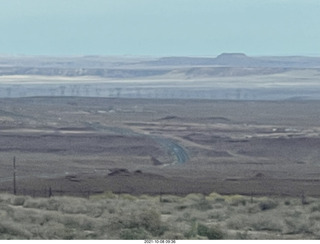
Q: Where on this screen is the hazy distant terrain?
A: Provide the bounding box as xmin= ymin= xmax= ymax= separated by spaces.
xmin=1 ymin=53 xmax=320 ymax=196
xmin=1 ymin=54 xmax=320 ymax=240
xmin=1 ymin=53 xmax=320 ymax=100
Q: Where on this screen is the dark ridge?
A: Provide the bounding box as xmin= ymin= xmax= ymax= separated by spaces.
xmin=108 ymin=168 xmax=131 ymax=176
xmin=205 ymin=116 xmax=231 ymax=122
xmin=158 ymin=115 xmax=180 ymax=121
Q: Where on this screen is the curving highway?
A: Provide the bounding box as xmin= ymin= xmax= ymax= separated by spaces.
xmin=151 ymin=136 xmax=189 ymax=164
xmin=89 ymin=123 xmax=189 ymax=164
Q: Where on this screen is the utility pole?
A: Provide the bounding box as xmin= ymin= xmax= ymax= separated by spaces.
xmin=13 ymin=156 xmax=16 ymax=195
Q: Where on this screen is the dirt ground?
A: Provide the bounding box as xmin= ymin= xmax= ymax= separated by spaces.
xmin=1 ymin=97 xmax=320 ymax=197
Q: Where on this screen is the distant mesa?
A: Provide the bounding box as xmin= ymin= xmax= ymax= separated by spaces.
xmin=216 ymin=53 xmax=248 ymax=60
xmin=215 ymin=53 xmax=253 ymax=65
xmin=148 ymin=53 xmax=253 ymax=66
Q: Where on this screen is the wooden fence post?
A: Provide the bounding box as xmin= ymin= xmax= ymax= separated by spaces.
xmin=13 ymin=156 xmax=17 ymax=195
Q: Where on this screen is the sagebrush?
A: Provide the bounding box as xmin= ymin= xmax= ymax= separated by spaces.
xmin=0 ymin=192 xmax=319 ymax=239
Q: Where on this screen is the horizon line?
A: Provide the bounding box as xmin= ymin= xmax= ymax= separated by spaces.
xmin=1 ymin=52 xmax=320 ymax=58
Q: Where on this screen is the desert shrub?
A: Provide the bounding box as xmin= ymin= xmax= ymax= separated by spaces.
xmin=45 ymin=198 xmax=61 ymax=211
xmin=203 ymin=226 xmax=224 ymax=240
xmin=119 ymin=194 xmax=137 ymax=201
xmin=160 ymin=194 xmax=181 ymax=203
xmin=184 ymin=221 xmax=224 ymax=240
xmin=227 ymin=215 xmax=249 ymax=230
xmin=85 ymin=204 xmax=104 ymax=218
xmin=284 ymin=200 xmax=291 ymax=206
xmin=91 ymin=191 xmax=117 ymax=200
xmin=197 ymin=223 xmax=224 ymax=240
xmin=138 ymin=194 xmax=155 ymax=200
xmin=136 ymin=209 xmax=166 ymax=236
xmin=167 ymin=220 xmax=191 ymax=235
xmin=55 ymin=228 xmax=78 ymax=240
xmin=59 ymin=204 xmax=87 ymax=214
xmin=0 ymin=209 xmax=7 ymax=219
xmin=309 ymin=220 xmax=320 ymax=238
xmin=195 ymin=223 xmax=207 ymax=236
xmin=119 ymin=228 xmax=151 ymax=240
xmin=10 ymin=208 xmax=52 ymax=226
xmin=184 ymin=193 xmax=205 ymax=202
xmin=227 ymin=213 xmax=283 ymax=232
xmin=0 ymin=221 xmax=32 ymax=239
xmin=175 ymin=205 xmax=189 ymax=211
xmin=214 ymin=197 xmax=225 ymax=203
xmin=58 ymin=214 xmax=102 ymax=233
xmin=248 ymin=215 xmax=284 ymax=232
xmin=235 ymin=231 xmax=249 ymax=239
xmin=310 ymin=203 xmax=320 ymax=212
xmin=227 ymin=195 xmax=247 ymax=206
xmin=161 ymin=210 xmax=172 ymax=215
xmin=184 ymin=220 xmax=198 ymax=239
xmin=258 ymin=199 xmax=278 ymax=211
xmin=2 ymin=192 xmax=320 ymax=239
xmin=212 ymin=203 xmax=225 ymax=209
xmin=39 ymin=212 xmax=60 ymax=225
xmin=96 ymin=198 xmax=118 ymax=215
xmin=0 ymin=194 xmax=12 ymax=203
xmin=174 ymin=212 xmax=192 ymax=222
xmin=207 ymin=209 xmax=228 ymax=221
xmin=23 ymin=198 xmax=48 ymax=210
xmin=207 ymin=193 xmax=226 ymax=204
xmin=284 ymin=209 xmax=303 ymax=218
xmin=40 ymin=221 xmax=67 ymax=239
xmin=106 ymin=206 xmax=116 ymax=214
xmin=60 ymin=215 xmax=82 ymax=229
xmin=192 ymin=199 xmax=213 ymax=211
xmin=10 ymin=196 xmax=25 ymax=206
xmin=75 ymin=216 xmax=96 ymax=230
xmin=246 ymin=204 xmax=261 ymax=214
xmin=58 ymin=199 xmax=88 ymax=214
xmin=284 ymin=216 xmax=312 ymax=234
xmin=109 ymin=207 xmax=166 ymax=237
xmin=309 ymin=212 xmax=320 ymax=221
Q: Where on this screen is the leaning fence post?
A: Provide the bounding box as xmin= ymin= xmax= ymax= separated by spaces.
xmin=13 ymin=156 xmax=17 ymax=195
xmin=49 ymin=187 xmax=53 ymax=198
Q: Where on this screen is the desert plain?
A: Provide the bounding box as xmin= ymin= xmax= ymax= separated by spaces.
xmin=0 ymin=97 xmax=320 ymax=198
xmin=1 ymin=54 xmax=320 ymax=198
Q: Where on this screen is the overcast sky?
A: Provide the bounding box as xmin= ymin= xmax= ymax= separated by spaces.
xmin=0 ymin=0 xmax=319 ymax=56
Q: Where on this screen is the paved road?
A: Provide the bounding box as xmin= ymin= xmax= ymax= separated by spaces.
xmin=86 ymin=122 xmax=190 ymax=164
xmin=152 ymin=136 xmax=189 ymax=164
